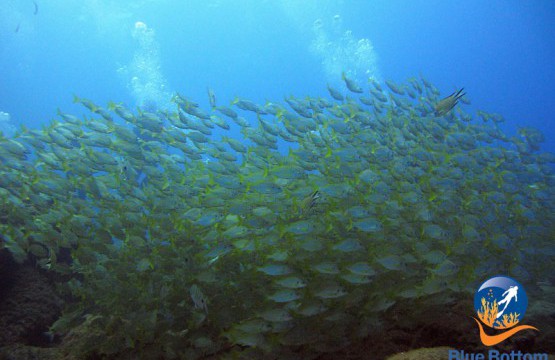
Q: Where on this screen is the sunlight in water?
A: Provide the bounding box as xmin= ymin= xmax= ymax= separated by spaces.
xmin=0 ymin=111 xmax=16 ymax=137
xmin=310 ymin=14 xmax=380 ymax=86
xmin=117 ymin=21 xmax=171 ymax=111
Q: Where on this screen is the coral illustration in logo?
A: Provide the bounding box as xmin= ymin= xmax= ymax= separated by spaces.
xmin=473 ymin=276 xmax=539 ymax=346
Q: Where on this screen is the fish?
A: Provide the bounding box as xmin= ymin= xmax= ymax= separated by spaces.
xmin=376 ymin=255 xmax=404 ymax=271
xmin=332 ymin=239 xmax=363 ymax=252
xmin=431 ymin=259 xmax=459 ymax=277
xmin=189 ymin=284 xmax=208 ymax=313
xmin=271 ymin=165 xmax=306 ymax=180
xmin=327 ymin=84 xmax=344 ymax=101
xmin=260 ymin=308 xmax=292 ymax=322
xmin=295 ymin=301 xmax=327 ymax=316
xmin=0 ymin=74 xmax=552 ymax=359
xmin=282 ymin=219 xmax=316 ymax=235
xmin=209 ymin=115 xmax=229 ymax=130
xmin=341 ymin=72 xmax=363 ymax=93
xmin=385 ymin=80 xmax=405 ymax=95
xmin=314 ymin=283 xmax=347 ymax=299
xmin=298 ymin=190 xmax=320 ymax=215
xmin=215 ymin=105 xmax=238 ymax=119
xmin=207 ymin=87 xmax=216 ymax=108
xmin=257 ymin=264 xmax=292 ymax=276
xmin=233 ymin=97 xmax=266 ymax=114
xmin=222 ymin=136 xmax=247 ymax=153
xmin=341 ymin=273 xmax=371 ymax=284
xmin=434 ymin=88 xmax=466 ymax=116
xmin=313 ymin=262 xmax=340 ymax=274
xmin=369 ymin=89 xmax=388 ymax=103
xmin=268 ymin=289 xmax=300 ymax=303
xmin=346 ymin=262 xmax=376 ymax=276
xmin=352 ymin=217 xmax=382 ymax=232
xmin=274 ymin=276 xmax=307 ymax=289
xmin=284 ymin=97 xmax=312 ymax=118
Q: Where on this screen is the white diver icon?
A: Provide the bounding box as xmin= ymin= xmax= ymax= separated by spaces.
xmin=496 ymin=285 xmax=518 ymax=319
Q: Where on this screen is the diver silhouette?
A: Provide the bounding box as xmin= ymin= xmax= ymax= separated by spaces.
xmin=496 ymin=285 xmax=518 ymax=318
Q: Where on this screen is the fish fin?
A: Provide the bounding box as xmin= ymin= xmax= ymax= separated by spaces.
xmin=107 ymin=101 xmax=117 ymax=111
xmin=61 ymin=161 xmax=72 ymax=173
xmin=275 ymin=108 xmax=284 ymax=121
xmin=346 ymin=218 xmax=353 ymax=231
xmin=17 ymin=124 xmax=28 ymax=135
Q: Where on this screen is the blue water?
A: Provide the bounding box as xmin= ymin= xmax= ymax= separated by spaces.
xmin=1 ymin=0 xmax=554 ymax=153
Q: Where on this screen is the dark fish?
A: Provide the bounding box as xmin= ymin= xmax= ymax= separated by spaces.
xmin=33 ymin=1 xmax=38 ymax=15
xmin=207 ymin=87 xmax=216 ymax=108
xmin=299 ymin=190 xmax=320 ymax=215
xmin=15 ymin=22 xmax=21 ymax=33
xmin=434 ymin=88 xmax=465 ymax=116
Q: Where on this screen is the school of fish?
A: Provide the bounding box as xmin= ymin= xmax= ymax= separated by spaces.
xmin=0 ymin=74 xmax=554 ymax=358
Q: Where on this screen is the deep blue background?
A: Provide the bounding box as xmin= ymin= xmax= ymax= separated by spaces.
xmin=1 ymin=0 xmax=554 ymax=153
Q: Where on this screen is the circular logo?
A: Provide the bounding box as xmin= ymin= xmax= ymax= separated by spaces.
xmin=474 ymin=276 xmax=528 ymax=330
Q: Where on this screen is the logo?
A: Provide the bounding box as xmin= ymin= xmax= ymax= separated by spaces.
xmin=473 ymin=276 xmax=539 ymax=346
